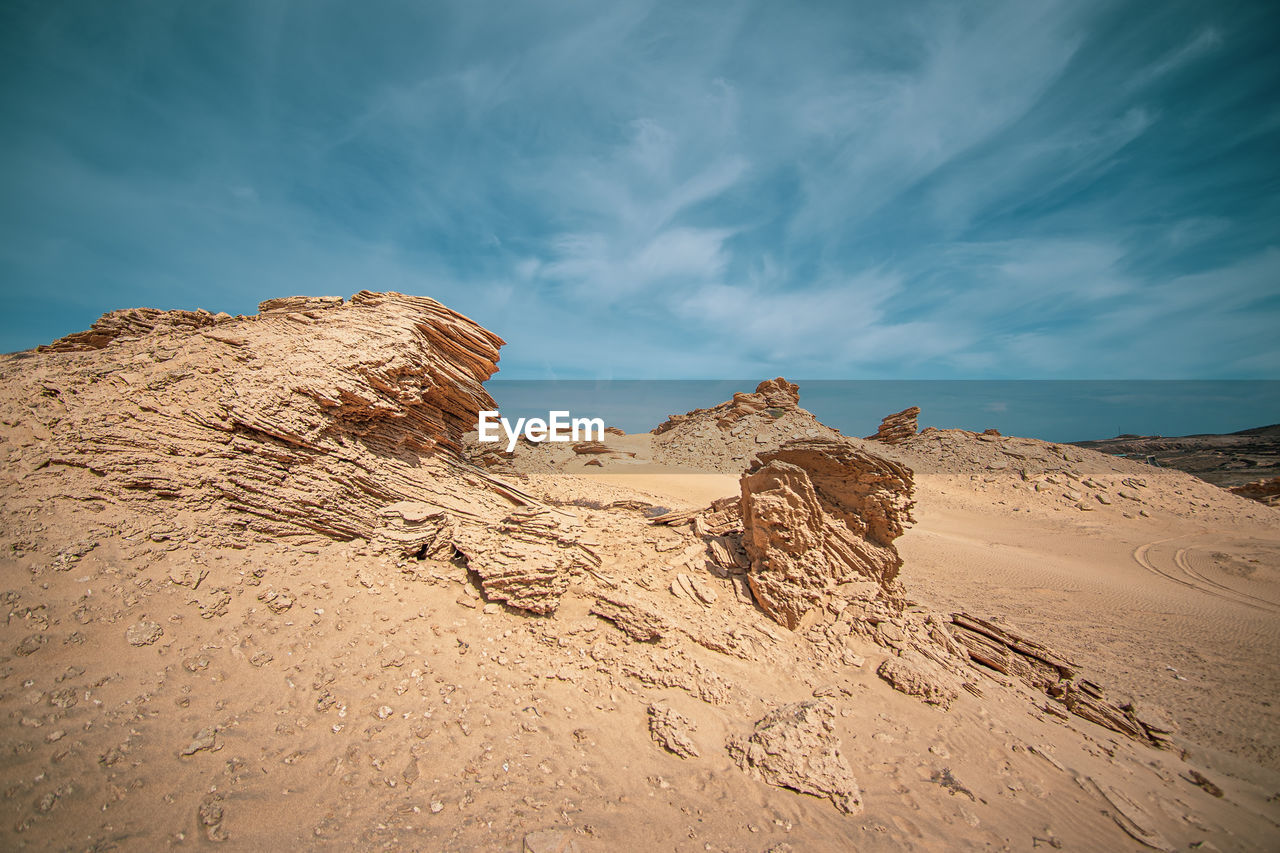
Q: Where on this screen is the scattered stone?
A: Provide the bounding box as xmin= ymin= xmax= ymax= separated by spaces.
xmin=258 ymin=588 xmax=293 ymax=613
xmin=198 ymin=792 xmax=227 ymax=842
xmin=126 ymin=620 xmax=163 ymax=646
xmin=183 ymin=655 xmax=211 ymax=672
xmin=1183 ymin=770 xmax=1223 ymax=798
xmin=14 ymin=633 xmax=47 ymax=656
xmin=591 ymin=593 xmax=668 ymax=642
xmin=670 ymin=572 xmax=717 ymax=606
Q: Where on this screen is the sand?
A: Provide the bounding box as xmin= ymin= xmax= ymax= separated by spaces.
xmin=3 ymin=320 xmax=1280 ymax=851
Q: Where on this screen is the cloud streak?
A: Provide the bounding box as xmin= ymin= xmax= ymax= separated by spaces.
xmin=1 ymin=0 xmax=1277 ymax=378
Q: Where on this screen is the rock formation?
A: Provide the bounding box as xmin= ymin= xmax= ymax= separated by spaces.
xmin=727 ymin=700 xmax=862 ymax=814
xmin=866 ymin=406 xmax=920 ymax=445
xmin=8 ymin=291 xmax=608 ymax=616
xmin=652 ymin=377 xmax=799 ymax=435
xmin=949 ymin=613 xmax=1174 ymax=748
xmin=646 ymin=378 xmax=846 ymax=472
xmin=1229 ymin=476 xmax=1280 ymax=507
xmin=739 ymin=438 xmax=915 ymax=629
xmin=15 ymin=291 xmax=504 ymax=538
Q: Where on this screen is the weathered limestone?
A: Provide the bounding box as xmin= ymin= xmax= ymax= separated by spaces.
xmin=739 ymin=438 xmax=915 ymax=629
xmin=727 ymin=700 xmax=862 ymax=814
xmin=867 ymin=406 xmax=920 ymax=445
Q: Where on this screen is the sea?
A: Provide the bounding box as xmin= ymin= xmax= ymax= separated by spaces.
xmin=483 ymin=380 xmax=1280 ymax=444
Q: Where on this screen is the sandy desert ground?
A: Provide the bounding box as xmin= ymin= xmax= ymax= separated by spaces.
xmin=1 ymin=293 xmax=1278 ymax=851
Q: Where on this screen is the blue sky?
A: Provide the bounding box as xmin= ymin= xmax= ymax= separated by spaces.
xmin=2 ymin=0 xmax=1278 ymax=379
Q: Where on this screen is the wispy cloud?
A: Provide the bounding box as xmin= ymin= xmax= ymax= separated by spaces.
xmin=1 ymin=0 xmax=1277 ymax=378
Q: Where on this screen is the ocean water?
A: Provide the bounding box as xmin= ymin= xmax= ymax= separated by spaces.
xmin=483 ymin=380 xmax=1280 ymax=444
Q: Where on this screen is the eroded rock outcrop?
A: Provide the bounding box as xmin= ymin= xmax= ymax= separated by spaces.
xmin=15 ymin=292 xmax=623 ymax=616
xmin=652 ymin=377 xmax=799 ymax=436
xmin=727 ymin=700 xmax=862 ymax=814
xmin=949 ymin=613 xmax=1174 ymax=748
xmin=739 ymin=438 xmax=915 ymax=629
xmin=866 ymin=406 xmax=920 ymax=445
xmin=1229 ymin=476 xmax=1280 ymax=507
xmin=19 ymin=292 xmax=509 ymax=536
xmin=37 ymin=307 xmax=224 ymax=352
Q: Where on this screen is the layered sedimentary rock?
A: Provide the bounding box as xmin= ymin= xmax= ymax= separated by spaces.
xmin=949 ymin=613 xmax=1174 ymax=748
xmin=652 ymin=377 xmax=799 ymax=435
xmin=460 ymin=508 xmax=600 ymax=614
xmin=15 ymin=292 xmax=506 ymax=541
xmin=866 ymin=406 xmax=920 ymax=445
xmin=37 ymin=307 xmax=224 ymax=352
xmin=1229 ymin=476 xmax=1280 ymax=507
xmin=739 ymin=438 xmax=915 ymax=629
xmin=12 ymin=292 xmax=624 ymax=615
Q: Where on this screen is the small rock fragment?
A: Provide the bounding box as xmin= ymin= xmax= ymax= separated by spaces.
xmin=198 ymin=792 xmax=227 ymax=841
xmin=647 ymin=703 xmax=700 ymax=758
xmin=181 ymin=727 xmax=218 ymax=756
xmin=126 ymin=621 xmax=164 ymax=646
xmin=15 ymin=633 xmax=47 ymax=656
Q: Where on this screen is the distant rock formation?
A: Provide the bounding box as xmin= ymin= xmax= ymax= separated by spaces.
xmin=739 ymin=438 xmax=915 ymax=629
xmin=866 ymin=406 xmax=920 ymax=445
xmin=648 ymin=378 xmax=844 ymax=473
xmin=1229 ymin=476 xmax=1280 ymax=507
xmin=653 ymin=377 xmax=799 ymax=435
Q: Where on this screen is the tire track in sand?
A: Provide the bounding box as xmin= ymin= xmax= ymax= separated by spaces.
xmin=1132 ymin=534 xmax=1280 ymax=614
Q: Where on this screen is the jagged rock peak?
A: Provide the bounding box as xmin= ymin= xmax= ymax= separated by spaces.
xmin=867 ymin=406 xmax=920 ymax=445
xmin=751 ymin=377 xmax=800 ymax=408
xmin=739 ymin=437 xmax=915 ymax=630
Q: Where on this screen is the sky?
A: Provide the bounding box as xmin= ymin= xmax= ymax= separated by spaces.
xmin=1 ymin=0 xmax=1278 ymax=379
